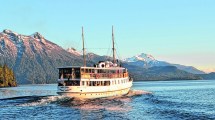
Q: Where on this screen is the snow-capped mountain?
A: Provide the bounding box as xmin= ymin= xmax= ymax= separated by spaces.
xmin=0 ymin=29 xmax=83 ymax=84
xmin=124 ymin=53 xmax=156 ymax=63
xmin=124 ymin=53 xmax=205 ymax=74
xmin=0 ymin=29 xmax=207 ymax=83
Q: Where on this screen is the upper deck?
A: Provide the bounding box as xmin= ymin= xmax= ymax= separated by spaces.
xmin=58 ymin=63 xmax=129 ymax=80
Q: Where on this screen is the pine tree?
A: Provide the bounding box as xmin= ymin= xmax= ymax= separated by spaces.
xmin=0 ymin=66 xmax=3 ymax=86
xmin=0 ymin=64 xmax=17 ymax=87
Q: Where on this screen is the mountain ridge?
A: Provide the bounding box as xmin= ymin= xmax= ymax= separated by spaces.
xmin=0 ymin=29 xmax=213 ymax=84
xmin=0 ymin=29 xmax=83 ymax=84
xmin=124 ymin=53 xmax=205 ymax=74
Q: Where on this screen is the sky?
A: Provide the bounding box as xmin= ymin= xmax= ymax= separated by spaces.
xmin=0 ymin=0 xmax=215 ymax=72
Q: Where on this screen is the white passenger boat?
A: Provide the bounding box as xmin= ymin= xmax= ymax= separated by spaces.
xmin=57 ymin=26 xmax=133 ymax=99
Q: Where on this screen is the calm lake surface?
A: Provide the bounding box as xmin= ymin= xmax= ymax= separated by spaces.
xmin=0 ymin=80 xmax=215 ymax=120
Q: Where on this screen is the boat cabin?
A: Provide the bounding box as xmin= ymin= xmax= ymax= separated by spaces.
xmin=58 ymin=62 xmax=130 ymax=87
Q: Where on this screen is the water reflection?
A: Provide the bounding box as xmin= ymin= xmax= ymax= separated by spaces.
xmin=0 ymin=85 xmax=56 ymax=99
xmin=0 ymin=89 xmax=18 ymax=98
xmin=58 ymin=97 xmax=132 ymax=111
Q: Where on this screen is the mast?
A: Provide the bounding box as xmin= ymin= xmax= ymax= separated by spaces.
xmin=112 ymin=26 xmax=116 ymax=64
xmin=82 ymin=26 xmax=86 ymax=67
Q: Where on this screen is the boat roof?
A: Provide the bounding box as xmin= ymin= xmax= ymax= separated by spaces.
xmin=57 ymin=66 xmax=126 ymax=69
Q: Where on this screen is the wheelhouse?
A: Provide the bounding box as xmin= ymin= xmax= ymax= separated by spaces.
xmin=58 ymin=67 xmax=81 ymax=80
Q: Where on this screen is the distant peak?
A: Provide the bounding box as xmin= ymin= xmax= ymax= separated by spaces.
xmin=139 ymin=53 xmax=155 ymax=60
xmin=32 ymin=32 xmax=44 ymax=39
xmin=124 ymin=52 xmax=156 ymax=62
xmin=3 ymin=29 xmax=12 ymax=33
xmin=87 ymin=52 xmax=96 ymax=55
xmin=3 ymin=29 xmax=19 ymax=36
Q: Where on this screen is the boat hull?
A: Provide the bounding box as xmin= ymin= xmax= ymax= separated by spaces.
xmin=57 ymin=87 xmax=131 ymax=99
xmin=57 ymin=80 xmax=132 ymax=99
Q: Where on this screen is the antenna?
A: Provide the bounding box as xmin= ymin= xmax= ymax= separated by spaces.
xmin=82 ymin=27 xmax=86 ymax=67
xmin=112 ymin=26 xmax=116 ymax=64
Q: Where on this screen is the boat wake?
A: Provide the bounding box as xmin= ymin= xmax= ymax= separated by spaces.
xmin=0 ymin=95 xmax=71 ymax=107
xmin=18 ymin=95 xmax=70 ymax=106
xmin=53 ymin=90 xmax=152 ymax=111
xmin=0 ymin=89 xmax=152 ymax=110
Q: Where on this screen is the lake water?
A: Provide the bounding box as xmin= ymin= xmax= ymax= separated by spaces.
xmin=0 ymin=80 xmax=215 ymax=120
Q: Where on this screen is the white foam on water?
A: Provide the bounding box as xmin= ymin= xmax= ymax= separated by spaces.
xmin=126 ymin=90 xmax=152 ymax=97
xmin=18 ymin=95 xmax=68 ymax=106
xmin=18 ymin=90 xmax=151 ymax=107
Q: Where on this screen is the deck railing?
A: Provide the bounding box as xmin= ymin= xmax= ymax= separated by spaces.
xmin=81 ymin=72 xmax=128 ymax=79
xmin=59 ymin=72 xmax=128 ymax=79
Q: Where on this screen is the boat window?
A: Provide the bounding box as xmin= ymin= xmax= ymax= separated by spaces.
xmin=111 ymin=70 xmax=116 ymax=74
xmin=96 ymin=81 xmax=101 ymax=86
xmin=91 ymin=81 xmax=94 ymax=86
xmin=82 ymin=81 xmax=85 ymax=86
xmin=101 ymin=69 xmax=106 ymax=73
xmin=104 ymin=81 xmax=110 ymax=86
xmin=59 ymin=69 xmax=63 ymax=79
xmin=101 ymin=64 xmax=105 ymax=68
xmin=94 ymin=69 xmax=98 ymax=74
xmin=65 ymin=81 xmax=80 ymax=86
xmin=74 ymin=68 xmax=80 ymax=78
xmin=81 ymin=68 xmax=84 ymax=73
xmin=87 ymin=81 xmax=110 ymax=86
xmin=59 ymin=68 xmax=72 ymax=79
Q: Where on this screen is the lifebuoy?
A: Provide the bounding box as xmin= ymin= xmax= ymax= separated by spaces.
xmin=96 ymin=74 xmax=100 ymax=79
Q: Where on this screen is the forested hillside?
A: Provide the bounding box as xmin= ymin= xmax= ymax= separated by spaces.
xmin=0 ymin=64 xmax=17 ymax=87
xmin=122 ymin=63 xmax=202 ymax=81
